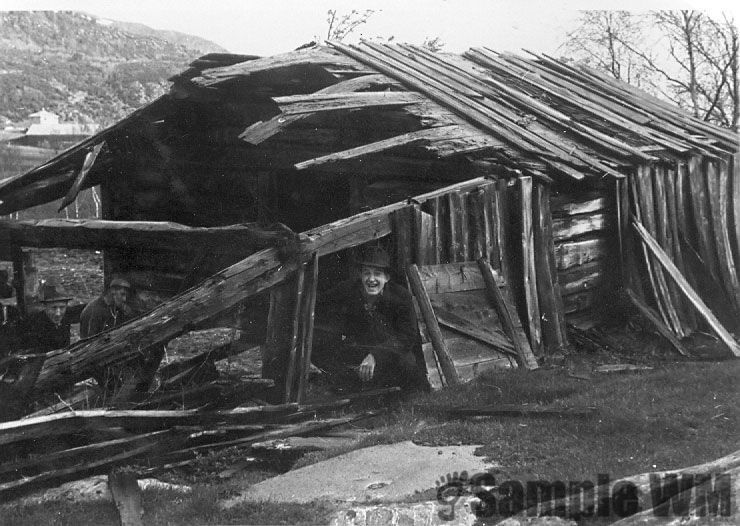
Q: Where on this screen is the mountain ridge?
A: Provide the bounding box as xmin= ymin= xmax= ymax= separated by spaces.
xmin=0 ymin=11 xmax=228 ymax=126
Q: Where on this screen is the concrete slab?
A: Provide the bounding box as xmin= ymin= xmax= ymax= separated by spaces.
xmin=222 ymin=440 xmax=493 ymax=506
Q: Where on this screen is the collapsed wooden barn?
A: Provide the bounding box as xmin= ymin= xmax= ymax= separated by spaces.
xmin=1 ymin=42 xmax=739 ymax=405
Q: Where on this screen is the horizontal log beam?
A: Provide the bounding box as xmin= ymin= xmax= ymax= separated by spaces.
xmin=0 ymin=219 xmax=300 ymax=254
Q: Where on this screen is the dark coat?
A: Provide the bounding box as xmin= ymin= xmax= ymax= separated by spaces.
xmin=316 ymin=279 xmax=426 ymax=388
xmin=79 ymin=296 xmax=130 ymax=338
xmin=21 ymin=311 xmax=71 ymax=352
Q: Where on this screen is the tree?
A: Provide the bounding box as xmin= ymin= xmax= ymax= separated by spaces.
xmin=325 ymin=9 xmax=376 ymax=41
xmin=563 ymin=10 xmax=739 ymax=130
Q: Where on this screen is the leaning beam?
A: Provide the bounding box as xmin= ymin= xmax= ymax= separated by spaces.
xmin=33 ymin=177 xmax=494 ymax=395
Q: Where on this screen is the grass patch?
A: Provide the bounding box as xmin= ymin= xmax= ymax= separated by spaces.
xmin=294 ymin=361 xmax=739 ymax=484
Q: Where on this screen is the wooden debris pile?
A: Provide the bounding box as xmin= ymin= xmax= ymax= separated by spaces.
xmin=0 ymin=384 xmax=396 ymax=502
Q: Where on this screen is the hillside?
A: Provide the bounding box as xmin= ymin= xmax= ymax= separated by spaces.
xmin=0 ymin=11 xmax=228 ymax=126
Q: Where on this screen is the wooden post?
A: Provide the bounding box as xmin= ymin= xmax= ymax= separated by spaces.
xmin=533 ymin=183 xmax=568 ymax=352
xmin=263 ymin=273 xmax=300 ymax=403
xmin=283 ymin=265 xmax=306 ymax=403
xmin=11 ymin=246 xmax=26 ymax=316
xmin=406 ymin=263 xmax=459 ymax=386
xmin=391 ymin=206 xmax=415 ymax=282
xmin=413 ymin=206 xmax=434 ymax=267
xmin=447 ymin=191 xmax=468 ymax=262
xmin=624 ymin=288 xmax=689 ymax=357
xmin=519 ymin=177 xmax=543 ymax=355
xmin=468 ymin=188 xmax=487 ymax=261
xmin=296 ymin=253 xmax=319 ymax=404
xmin=477 ymin=258 xmax=538 ymax=370
xmin=108 ymin=468 xmax=144 ymax=526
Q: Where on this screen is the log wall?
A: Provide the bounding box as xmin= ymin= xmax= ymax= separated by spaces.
xmin=551 ymin=189 xmax=618 ymax=329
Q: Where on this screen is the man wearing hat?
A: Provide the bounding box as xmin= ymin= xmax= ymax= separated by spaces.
xmin=20 ymin=280 xmax=73 ymax=352
xmin=314 ymin=245 xmax=426 ymax=391
xmin=79 ymin=275 xmax=134 ymax=339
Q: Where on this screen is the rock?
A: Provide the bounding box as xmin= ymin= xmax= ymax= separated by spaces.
xmin=221 ymin=441 xmax=494 ymax=506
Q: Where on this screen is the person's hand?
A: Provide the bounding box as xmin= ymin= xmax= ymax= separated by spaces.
xmin=358 ymin=353 xmax=376 ymax=382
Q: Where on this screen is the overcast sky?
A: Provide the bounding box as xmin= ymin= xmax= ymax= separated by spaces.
xmin=5 ymin=0 xmax=738 ymax=56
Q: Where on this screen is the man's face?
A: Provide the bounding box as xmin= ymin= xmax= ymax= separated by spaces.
xmin=110 ymin=286 xmax=128 ymax=308
xmin=360 ymin=266 xmax=389 ymax=297
xmin=43 ymin=301 xmax=67 ymax=326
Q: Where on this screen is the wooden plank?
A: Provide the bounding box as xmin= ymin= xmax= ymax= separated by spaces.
xmin=664 ymin=165 xmax=698 ymax=331
xmin=108 ymin=468 xmax=144 ymax=526
xmin=635 ymin=165 xmax=683 ymax=336
xmin=58 ymin=142 xmax=105 ymax=212
xmin=435 ymin=308 xmax=516 ymax=355
xmin=480 ymin=184 xmax=496 ymax=266
xmin=392 ymin=206 xmax=415 ymax=280
xmin=407 ymin=264 xmax=460 ymax=385
xmin=653 ymin=165 xmax=688 ymax=337
xmin=261 ymin=271 xmax=298 ymax=403
xmin=554 ymin=238 xmax=608 ymax=270
xmin=421 ymin=342 xmax=444 ymax=390
xmin=559 ymin=260 xmax=607 ymax=296
xmin=706 ymin=159 xmax=740 ymax=314
xmin=294 ymin=125 xmax=460 ymax=170
xmin=552 ymin=213 xmax=611 ymax=242
xmin=0 ymin=219 xmax=298 ymax=255
xmin=443 ymin=336 xmax=512 ymax=367
xmin=418 ymin=261 xmax=503 ymax=294
xmin=551 ymin=194 xmax=610 ymax=216
xmin=240 ymin=74 xmax=401 ymax=144
xmin=477 ymin=258 xmax=538 ymax=369
xmin=273 ymin=91 xmax=423 ymax=114
xmin=468 ymin=188 xmax=487 ymax=261
xmin=625 ymin=288 xmax=689 ymax=357
xmin=562 ymin=289 xmax=598 ymax=314
xmin=688 ymin=156 xmax=720 ymax=282
xmin=296 ymin=253 xmax=319 ymax=404
xmin=519 ymin=177 xmax=543 ymax=355
xmin=10 ymin=245 xmax=26 ymax=316
xmin=413 ymin=207 xmax=434 ymax=266
xmin=733 ymin=154 xmax=740 ymax=267
xmin=533 ymin=183 xmax=568 ymax=351
xmin=283 ymin=265 xmax=306 ymax=403
xmin=633 ymin=218 xmax=740 ymax=357
xmin=426 ymin=197 xmax=444 ymax=264
xmin=493 ymin=179 xmax=509 ymax=278
xmin=447 ymin=191 xmax=468 ymax=262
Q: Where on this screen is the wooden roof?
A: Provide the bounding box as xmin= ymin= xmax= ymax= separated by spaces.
xmin=0 ymin=43 xmax=737 ymax=215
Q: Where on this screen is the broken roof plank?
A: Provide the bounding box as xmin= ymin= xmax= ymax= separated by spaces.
xmin=273 ymin=91 xmax=423 ymax=115
xmin=0 ymin=219 xmax=300 ymax=254
xmin=294 ymin=125 xmax=469 ymax=170
xmin=240 ymin=73 xmax=402 ymax=144
xmin=57 ymin=142 xmax=105 ymax=213
xmin=191 ymin=47 xmax=365 ymax=87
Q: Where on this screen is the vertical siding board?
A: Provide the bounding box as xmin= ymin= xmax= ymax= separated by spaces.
xmin=688 ymin=156 xmax=721 ymax=282
xmin=533 ymin=183 xmax=568 ymax=351
xmin=707 ymin=159 xmax=740 ymax=314
xmin=519 ymin=177 xmax=543 ymax=355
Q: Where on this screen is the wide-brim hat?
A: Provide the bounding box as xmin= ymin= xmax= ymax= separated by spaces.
xmin=354 ymin=245 xmax=391 ymax=271
xmin=109 ymin=276 xmax=132 ymax=289
xmin=38 ymin=282 xmax=72 ymax=303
